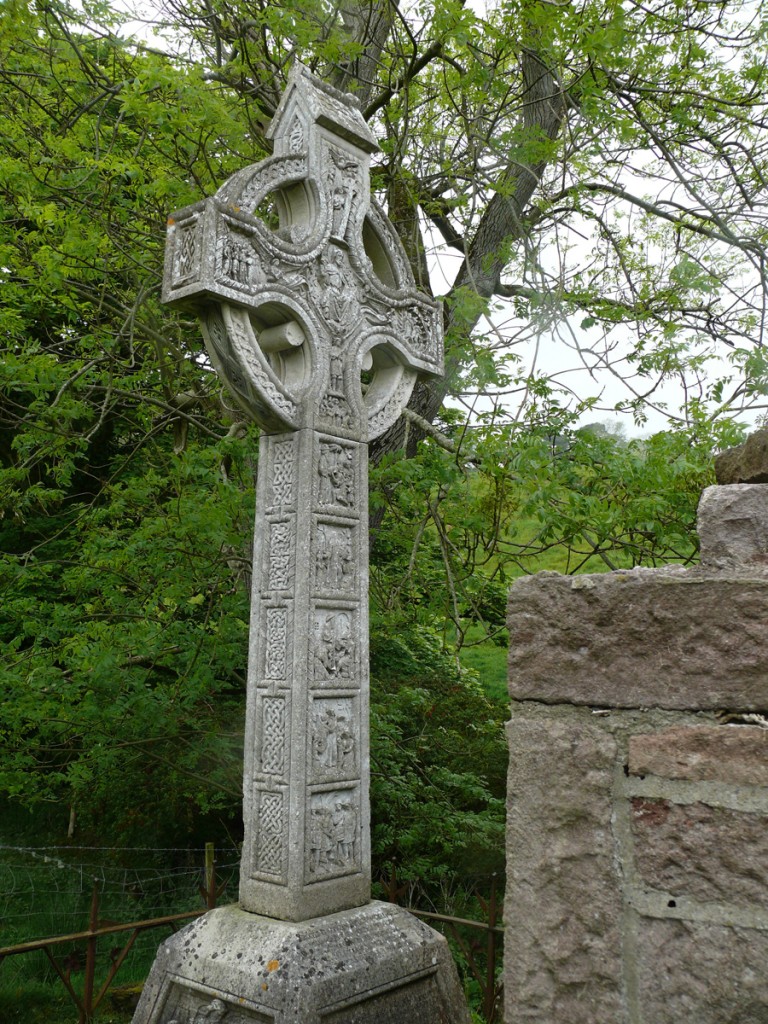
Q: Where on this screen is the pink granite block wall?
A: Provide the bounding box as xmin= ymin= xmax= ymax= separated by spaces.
xmin=504 ymin=479 xmax=768 ymax=1024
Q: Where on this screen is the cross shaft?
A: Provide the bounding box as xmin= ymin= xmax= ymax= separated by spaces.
xmin=163 ymin=63 xmax=443 ymax=922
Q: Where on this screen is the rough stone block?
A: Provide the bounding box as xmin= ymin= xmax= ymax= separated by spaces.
xmin=715 ymin=428 xmax=768 ymax=484
xmin=132 ymin=902 xmax=471 ymax=1024
xmin=698 ymin=484 xmax=768 ymax=568
xmin=636 ymin=918 xmax=768 ymax=1023
xmin=507 ymin=568 xmax=768 ymax=710
xmin=630 ymin=798 xmax=768 ymax=908
xmin=628 ymin=725 xmax=768 ymax=786
xmin=505 ymin=716 xmax=623 ymax=1024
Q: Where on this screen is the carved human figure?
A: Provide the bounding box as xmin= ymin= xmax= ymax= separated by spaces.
xmin=309 ymin=804 xmax=335 ymax=874
xmin=318 ymin=443 xmax=354 ymax=507
xmin=316 ymin=526 xmax=352 ymax=590
xmin=314 ymin=611 xmax=354 ymax=681
xmin=318 ymin=247 xmax=355 ymax=329
xmin=333 ymin=799 xmax=356 ymax=864
xmin=339 ymin=728 xmax=355 ymax=770
xmin=315 ymin=707 xmax=339 ymax=768
xmin=313 ymin=702 xmax=355 ymax=773
xmin=221 ymin=236 xmax=253 ymax=285
xmin=330 ymin=149 xmax=359 ymax=239
xmin=192 ymin=998 xmax=228 ymax=1023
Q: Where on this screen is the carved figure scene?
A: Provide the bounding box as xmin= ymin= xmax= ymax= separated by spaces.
xmin=308 ymin=792 xmax=358 ymax=877
xmin=264 ymin=255 xmax=306 ymax=293
xmin=313 ymin=610 xmax=355 ymax=682
xmin=318 ymin=391 xmax=351 ymax=429
xmin=315 ymin=524 xmax=354 ymax=592
xmin=314 ymin=246 xmax=358 ymax=331
xmin=329 ymin=147 xmax=359 ymax=240
xmin=312 ymin=699 xmax=356 ymax=776
xmin=193 ymin=998 xmax=229 ymax=1024
xmin=167 ymin=997 xmax=229 ymax=1024
xmin=219 ymin=233 xmax=257 ymax=287
xmin=318 ymin=442 xmax=355 ymax=508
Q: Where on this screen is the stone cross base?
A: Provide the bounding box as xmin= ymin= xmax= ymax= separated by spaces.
xmin=131 ymin=903 xmax=471 ymax=1024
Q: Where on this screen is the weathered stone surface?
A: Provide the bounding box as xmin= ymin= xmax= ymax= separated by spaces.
xmin=629 ymin=725 xmax=768 ymax=786
xmin=133 ymin=902 xmax=471 ymax=1024
xmin=162 ymin=62 xmax=443 ymax=923
xmin=715 ymin=428 xmax=768 ymax=484
xmin=630 ymin=798 xmax=768 ymax=908
xmin=505 ymin=716 xmax=623 ymax=1024
xmin=636 ymin=918 xmax=768 ymax=1023
xmin=136 ymin=62 xmax=468 ymax=1024
xmin=507 ymin=568 xmax=768 ymax=710
xmin=698 ymin=484 xmax=768 ymax=568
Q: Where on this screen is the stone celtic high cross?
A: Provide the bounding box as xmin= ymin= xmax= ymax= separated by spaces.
xmin=163 ymin=64 xmax=442 ymax=923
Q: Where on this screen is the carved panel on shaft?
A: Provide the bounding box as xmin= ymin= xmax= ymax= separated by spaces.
xmin=312 ymin=608 xmax=356 ymax=683
xmin=271 ymin=439 xmax=296 ymax=508
xmin=264 ymin=606 xmax=288 ymax=681
xmin=307 ymin=788 xmax=360 ymax=881
xmin=318 ymin=441 xmax=356 ymax=509
xmin=311 ymin=696 xmax=357 ymax=781
xmin=268 ymin=520 xmax=293 ymax=590
xmin=253 ymin=789 xmax=285 ymax=878
xmin=314 ymin=524 xmax=354 ymax=593
xmin=260 ymin=696 xmax=287 ymax=776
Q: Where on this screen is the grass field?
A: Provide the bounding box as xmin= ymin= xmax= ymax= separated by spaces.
xmin=459 ymin=639 xmax=509 ymax=703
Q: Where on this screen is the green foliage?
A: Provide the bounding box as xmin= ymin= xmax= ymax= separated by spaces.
xmin=371 ymin=399 xmax=743 ymax=654
xmin=370 ymin=622 xmax=507 ymax=886
xmin=0 ymin=433 xmax=255 ymax=846
xmin=0 ymin=0 xmax=762 ymax=939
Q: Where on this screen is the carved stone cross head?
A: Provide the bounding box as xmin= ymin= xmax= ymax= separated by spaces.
xmin=163 ymin=62 xmax=443 ymax=441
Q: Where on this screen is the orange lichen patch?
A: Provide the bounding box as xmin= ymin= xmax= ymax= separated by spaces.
xmin=167 ymin=217 xmax=175 ymax=225
xmin=261 ymin=983 xmax=268 ymax=991
xmin=267 ymin=959 xmax=279 ymax=972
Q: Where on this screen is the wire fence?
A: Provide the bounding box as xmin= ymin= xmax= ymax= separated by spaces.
xmin=0 ymin=844 xmax=239 ymax=1004
xmin=0 ymin=846 xmax=502 ymax=1022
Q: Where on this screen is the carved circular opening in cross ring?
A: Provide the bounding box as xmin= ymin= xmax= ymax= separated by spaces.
xmin=248 ymin=300 xmax=313 ymax=395
xmin=360 ymin=343 xmax=416 ymax=418
xmin=254 ymin=180 xmax=317 ymax=246
xmin=361 ymin=217 xmax=399 ymax=289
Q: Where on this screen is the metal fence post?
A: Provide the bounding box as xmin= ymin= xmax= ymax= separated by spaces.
xmin=81 ymin=878 xmax=100 ymax=1023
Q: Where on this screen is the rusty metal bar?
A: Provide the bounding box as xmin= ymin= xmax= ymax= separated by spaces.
xmin=93 ymin=928 xmax=140 ymax=1011
xmin=484 ymin=875 xmax=501 ymax=1023
xmin=445 ymin=921 xmax=486 ymax=1001
xmin=80 ymin=879 xmax=100 ymax=1023
xmin=43 ymin=945 xmax=84 ymax=1015
xmin=0 ymin=908 xmax=205 ymax=959
xmin=406 ymin=907 xmax=504 ymax=934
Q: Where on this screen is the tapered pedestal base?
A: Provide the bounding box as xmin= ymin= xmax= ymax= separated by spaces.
xmin=131 ymin=901 xmax=471 ymax=1024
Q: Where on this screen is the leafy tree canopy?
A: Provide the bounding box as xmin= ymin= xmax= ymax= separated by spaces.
xmin=0 ymin=0 xmax=763 ymax=871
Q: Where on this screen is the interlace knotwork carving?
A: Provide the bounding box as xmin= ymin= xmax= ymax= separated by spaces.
xmin=272 ymin=439 xmax=295 ymax=506
xmin=269 ymin=521 xmax=292 ymax=590
xmin=257 ymin=792 xmax=283 ymax=874
xmin=265 ymin=607 xmax=287 ymax=679
xmin=261 ymin=697 xmax=286 ymax=775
